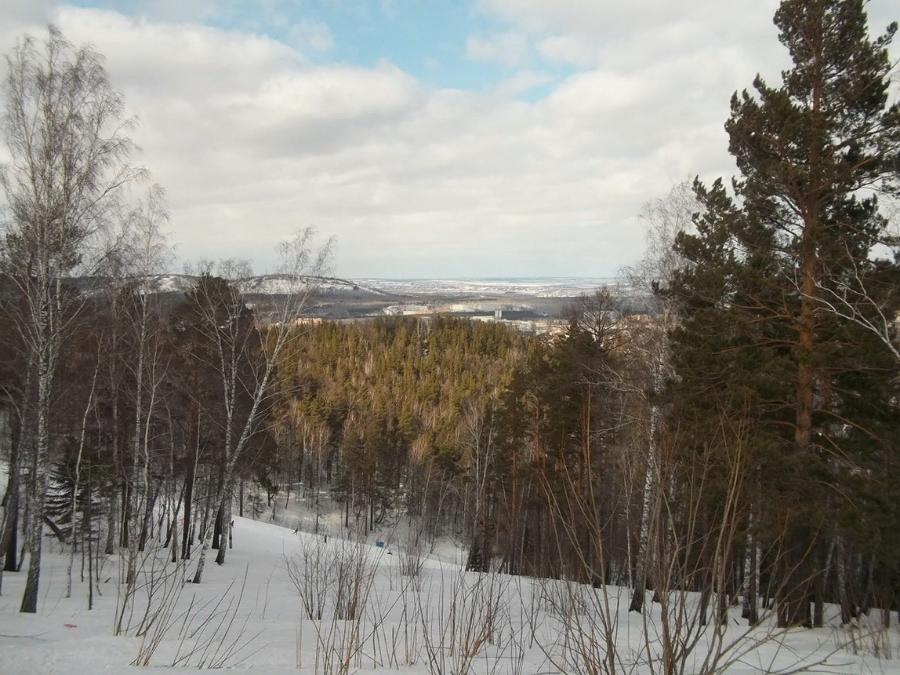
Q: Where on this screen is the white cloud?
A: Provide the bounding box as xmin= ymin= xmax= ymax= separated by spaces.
xmin=288 ymin=18 xmax=333 ymax=53
xmin=480 ymin=0 xmax=897 ymax=75
xmin=495 ymin=70 xmax=552 ymax=97
xmin=0 ymin=0 xmax=54 ymax=47
xmin=477 ymin=0 xmax=777 ymax=38
xmin=55 ymin=8 xmax=302 ymax=98
xmin=3 ymin=0 xmax=54 ymax=23
xmin=537 ymin=35 xmax=599 ymax=68
xmin=0 ymin=4 xmax=766 ymax=276
xmin=466 ymin=31 xmax=530 ymax=68
xmin=1 ymin=1 xmax=895 ymax=278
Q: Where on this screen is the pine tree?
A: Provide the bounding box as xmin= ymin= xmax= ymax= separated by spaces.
xmin=669 ymin=0 xmax=899 ymax=627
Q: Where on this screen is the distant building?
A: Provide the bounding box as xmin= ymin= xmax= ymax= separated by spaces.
xmin=292 ymin=317 xmax=323 ymax=326
xmin=383 ymin=304 xmax=431 ymax=316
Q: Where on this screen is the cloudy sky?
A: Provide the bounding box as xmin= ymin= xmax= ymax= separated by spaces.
xmin=1 ymin=1 xmax=896 ymax=278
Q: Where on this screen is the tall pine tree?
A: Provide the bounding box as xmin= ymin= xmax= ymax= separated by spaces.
xmin=668 ymin=0 xmax=899 ymax=627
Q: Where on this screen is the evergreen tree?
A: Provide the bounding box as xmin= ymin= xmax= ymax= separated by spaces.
xmin=669 ymin=0 xmax=899 ymax=627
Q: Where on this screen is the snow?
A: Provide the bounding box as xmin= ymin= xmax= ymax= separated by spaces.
xmin=354 ymin=278 xmax=628 ymax=299
xmin=236 ymin=275 xmax=386 ymax=297
xmin=95 ymin=274 xmax=387 ymax=297
xmin=1 ymin=514 xmax=898 ymax=673
xmin=80 ymin=275 xmax=634 ymax=301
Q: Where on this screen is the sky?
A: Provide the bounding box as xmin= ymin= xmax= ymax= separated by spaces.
xmin=0 ymin=0 xmax=897 ymax=278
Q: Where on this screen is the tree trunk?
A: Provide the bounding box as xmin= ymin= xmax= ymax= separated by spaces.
xmin=629 ymin=455 xmax=655 ymax=613
xmin=742 ymin=529 xmax=759 ymax=625
xmin=0 ymin=406 xmax=22 ymax=592
xmin=699 ymin=586 xmax=711 ymax=626
xmin=181 ymin=457 xmax=194 ymax=559
xmin=120 ymin=482 xmax=130 ymax=549
xmin=212 ymin=504 xmax=223 ymax=551
xmin=836 ymin=536 xmax=851 ymax=624
xmin=105 ymin=486 xmax=117 ymax=556
xmin=776 ymin=222 xmax=818 ymax=629
xmin=18 ymin=457 xmax=32 ymax=572
xmin=227 ymin=500 xmax=233 ymax=549
xmin=87 ymin=466 xmax=93 ymax=611
xmin=777 ymin=526 xmax=813 ymax=628
xmin=20 ymin=363 xmax=52 ymax=614
xmin=106 ymin=392 xmax=120 ymax=556
xmin=813 ymin=543 xmax=826 ymax=628
xmin=138 ymin=487 xmax=157 ymax=552
xmin=3 ymin=489 xmax=18 ymax=575
xmin=68 ymin=364 xmax=96 ymax=599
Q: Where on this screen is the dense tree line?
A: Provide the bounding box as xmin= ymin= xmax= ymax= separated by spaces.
xmin=271 ymin=317 xmax=531 ymax=538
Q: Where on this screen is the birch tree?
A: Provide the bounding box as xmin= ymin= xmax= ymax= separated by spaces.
xmin=623 ymin=181 xmax=697 ymax=613
xmin=118 ymin=187 xmax=171 ymax=598
xmin=190 ymin=229 xmax=330 ymax=583
xmin=0 ymin=27 xmax=142 ymax=612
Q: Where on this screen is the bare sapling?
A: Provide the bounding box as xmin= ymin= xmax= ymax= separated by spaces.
xmin=296 ymin=535 xmax=382 ymax=675
xmin=399 ymin=513 xmax=428 ymax=578
xmin=416 ymin=563 xmax=511 ymax=675
xmin=530 ymin=463 xmax=628 ymax=675
xmin=132 ymin=563 xmax=264 ymax=669
xmin=66 ymin=351 xmax=101 ymax=598
xmin=285 ymin=534 xmax=333 ymax=620
xmin=115 ymin=538 xmax=181 ymax=636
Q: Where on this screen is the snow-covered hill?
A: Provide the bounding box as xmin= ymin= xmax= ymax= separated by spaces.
xmin=145 ymin=274 xmax=389 ymax=297
xmin=75 ymin=275 xmax=632 ymax=300
xmin=353 ymin=277 xmax=630 ymax=299
xmin=1 ymin=515 xmax=896 ymax=674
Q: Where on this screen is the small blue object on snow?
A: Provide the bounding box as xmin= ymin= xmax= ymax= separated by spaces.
xmin=375 ymin=540 xmax=385 ymax=548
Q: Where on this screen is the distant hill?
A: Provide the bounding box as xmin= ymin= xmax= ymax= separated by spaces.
xmin=63 ymin=275 xmax=656 ymax=321
xmin=352 ymin=277 xmax=630 ymax=299
xmin=71 ymin=274 xmax=392 ymax=298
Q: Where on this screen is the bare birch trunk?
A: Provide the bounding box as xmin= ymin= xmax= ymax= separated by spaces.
xmin=20 ymin=355 xmax=51 ymax=613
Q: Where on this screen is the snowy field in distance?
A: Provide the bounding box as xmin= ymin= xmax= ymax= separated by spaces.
xmin=354 ymin=278 xmax=628 ymax=298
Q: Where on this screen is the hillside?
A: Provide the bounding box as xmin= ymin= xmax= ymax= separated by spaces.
xmin=0 ymin=513 xmax=895 ymax=674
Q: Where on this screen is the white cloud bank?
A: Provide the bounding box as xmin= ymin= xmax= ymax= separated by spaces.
xmin=0 ymin=1 xmax=896 ymax=277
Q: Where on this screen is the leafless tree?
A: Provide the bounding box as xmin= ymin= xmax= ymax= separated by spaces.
xmin=0 ymin=26 xmax=143 ymax=612
xmin=620 ymin=180 xmax=700 ymax=613
xmin=190 ymin=228 xmax=331 ymax=583
xmin=626 ymin=180 xmax=698 ymax=298
xmin=116 ymin=186 xmax=172 ymax=620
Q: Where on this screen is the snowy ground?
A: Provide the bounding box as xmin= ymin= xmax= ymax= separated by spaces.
xmin=1 ymin=515 xmax=898 ymax=674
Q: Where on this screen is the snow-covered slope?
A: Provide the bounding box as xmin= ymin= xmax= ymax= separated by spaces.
xmin=0 ymin=517 xmax=897 ymax=673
